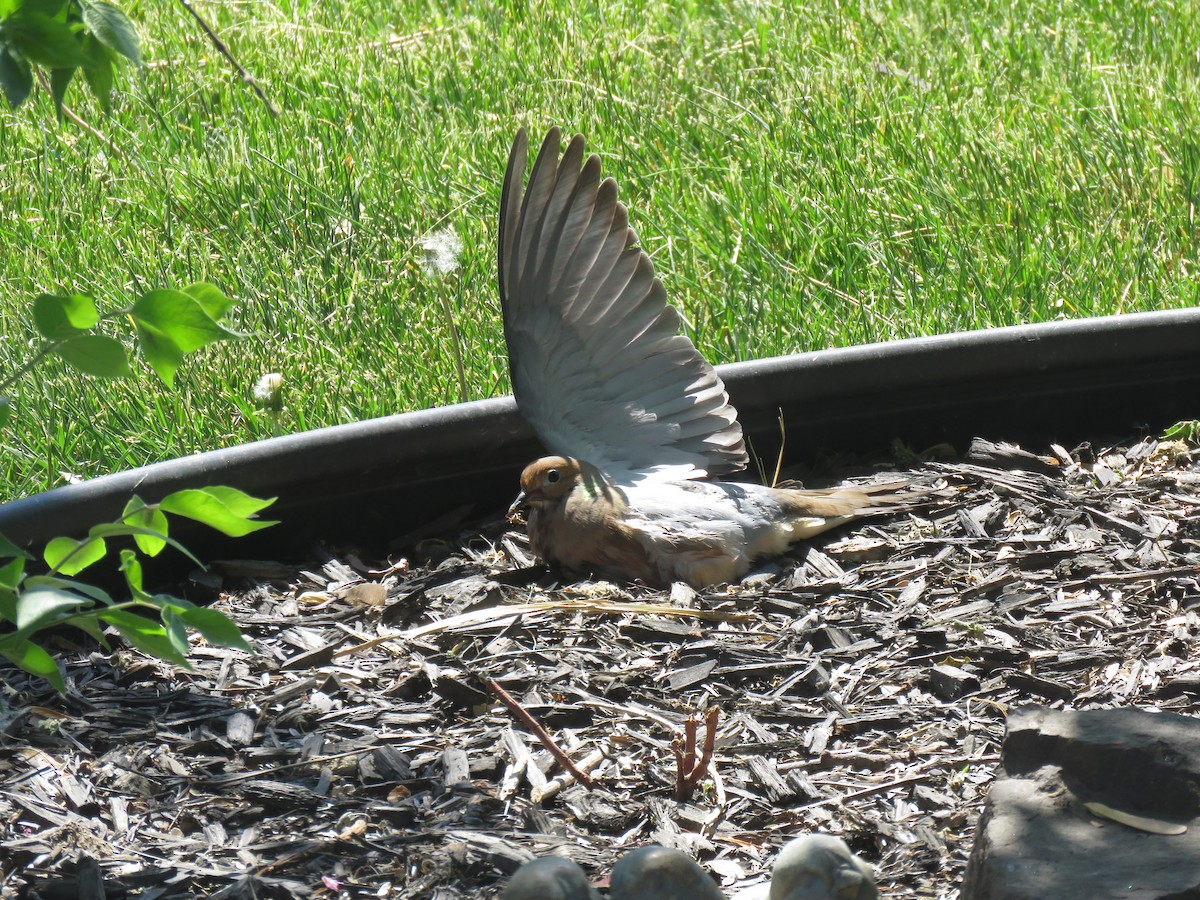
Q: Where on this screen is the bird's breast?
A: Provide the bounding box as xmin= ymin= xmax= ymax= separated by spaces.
xmin=527 ymin=483 xmax=662 ymax=582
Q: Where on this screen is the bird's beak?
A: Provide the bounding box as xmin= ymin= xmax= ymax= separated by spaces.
xmin=507 ymin=490 xmax=530 ymax=522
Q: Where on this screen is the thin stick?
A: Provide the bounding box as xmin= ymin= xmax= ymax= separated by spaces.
xmin=693 ymin=706 xmax=719 ymax=779
xmin=333 ymin=598 xmax=754 ymax=656
xmin=485 ymin=678 xmax=595 ymax=788
xmin=672 ymin=718 xmax=696 ymax=800
xmin=33 ymin=68 xmax=120 ymax=155
xmin=532 ymin=745 xmax=608 ymax=803
xmin=773 ymin=408 xmax=786 ymax=487
xmin=788 ymin=772 xmax=931 ymax=817
xmin=674 ymin=706 xmax=720 ymax=801
xmin=701 ymin=763 xmax=728 ymax=837
xmin=201 ymin=746 xmax=373 ymax=786
xmin=176 ymin=0 xmax=280 ymax=117
xmin=682 ymin=714 xmax=697 ymax=771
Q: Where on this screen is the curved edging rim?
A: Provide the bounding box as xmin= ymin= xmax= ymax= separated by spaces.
xmin=2 ymin=308 xmax=1197 ymax=558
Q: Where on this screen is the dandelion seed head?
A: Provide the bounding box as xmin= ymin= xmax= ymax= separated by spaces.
xmin=420 ymin=225 xmax=463 ymax=276
xmin=253 ymin=372 xmax=285 ymax=410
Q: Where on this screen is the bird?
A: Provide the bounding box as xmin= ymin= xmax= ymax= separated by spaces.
xmin=500 ymin=127 xmax=915 ymax=589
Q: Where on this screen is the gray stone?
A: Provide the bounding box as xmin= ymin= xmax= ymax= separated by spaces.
xmin=961 ymin=705 xmax=1200 ymax=899
xmin=732 ymin=835 xmax=876 ymax=900
xmin=610 ymin=845 xmax=727 ymax=900
xmin=501 ymin=856 xmax=599 ymax=900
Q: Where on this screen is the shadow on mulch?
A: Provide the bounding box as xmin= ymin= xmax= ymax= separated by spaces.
xmin=2 ymin=435 xmax=1199 ymax=899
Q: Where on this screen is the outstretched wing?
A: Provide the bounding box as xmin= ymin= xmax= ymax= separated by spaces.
xmin=499 ymin=127 xmax=748 ymax=478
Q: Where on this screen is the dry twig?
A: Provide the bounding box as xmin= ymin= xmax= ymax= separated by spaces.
xmin=484 ymin=678 xmax=596 ymax=789
xmin=673 ymin=706 xmax=720 ymax=801
xmin=177 ymin=0 xmax=280 ymax=116
xmin=33 ymin=68 xmax=120 ymax=154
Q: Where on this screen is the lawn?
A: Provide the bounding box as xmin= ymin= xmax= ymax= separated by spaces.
xmin=1 ymin=0 xmax=1197 ymax=500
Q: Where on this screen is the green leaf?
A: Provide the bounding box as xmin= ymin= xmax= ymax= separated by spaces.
xmin=49 ymin=64 xmax=73 ymax=112
xmin=0 ymin=531 xmax=31 ymax=560
xmin=99 ymin=607 xmax=191 ymax=668
xmin=183 ymin=282 xmax=237 ymax=322
xmin=132 ymin=288 xmax=243 ymax=352
xmin=24 ymin=574 xmax=113 ymax=605
xmin=14 ymin=0 xmax=75 ymax=17
xmin=148 ymin=593 xmax=196 ymax=612
xmin=122 ymin=495 xmax=169 ymax=556
xmin=161 ymin=605 xmax=189 ymax=659
xmin=1162 ymin=420 xmax=1200 ymax=445
xmin=81 ymin=0 xmax=139 ymax=64
xmin=7 ymin=12 xmax=88 ymax=68
xmin=0 ymin=587 xmax=17 ymax=625
xmin=0 ymin=396 xmax=11 ymax=428
xmin=160 ymin=487 xmax=278 ymax=537
xmin=118 ymin=548 xmax=144 ymax=596
xmin=132 ymin=284 xmax=243 ymax=382
xmin=43 ymin=534 xmax=107 ymax=575
xmin=132 ymin=317 xmax=185 ymax=386
xmin=0 ymin=555 xmax=25 ymax=590
xmin=166 ymin=485 xmax=276 ymax=519
xmin=178 ymin=606 xmax=252 ymax=651
xmin=85 ymin=522 xmax=200 ymax=565
xmin=80 ymin=32 xmax=112 ymax=110
xmin=54 ymin=334 xmax=132 ymax=378
xmin=67 ymin=612 xmax=108 ymax=644
xmin=33 ymin=293 xmax=100 ymax=339
xmin=0 ymin=44 xmax=33 ymax=109
xmin=0 ymin=633 xmax=65 ymax=692
xmin=15 ymin=584 xmax=91 ymax=634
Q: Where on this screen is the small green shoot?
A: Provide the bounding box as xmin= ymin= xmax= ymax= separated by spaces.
xmin=0 ymin=486 xmax=276 ymax=692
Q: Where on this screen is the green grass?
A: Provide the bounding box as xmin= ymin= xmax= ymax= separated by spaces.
xmin=2 ymin=0 xmax=1198 ymax=500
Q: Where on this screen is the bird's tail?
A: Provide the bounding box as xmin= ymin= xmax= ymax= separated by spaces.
xmin=774 ymin=478 xmax=926 ymax=518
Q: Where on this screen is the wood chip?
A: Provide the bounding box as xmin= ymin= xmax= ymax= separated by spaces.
xmin=3 ymin=433 xmax=1198 ymax=898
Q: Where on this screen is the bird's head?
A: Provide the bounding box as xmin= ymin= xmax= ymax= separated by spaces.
xmin=507 ymin=456 xmax=582 ymax=520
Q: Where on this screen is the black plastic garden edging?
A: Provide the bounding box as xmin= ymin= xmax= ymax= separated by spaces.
xmin=1 ymin=308 xmax=1197 ymax=571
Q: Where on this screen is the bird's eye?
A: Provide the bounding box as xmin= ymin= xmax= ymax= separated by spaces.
xmin=545 ymin=469 xmax=560 ymax=485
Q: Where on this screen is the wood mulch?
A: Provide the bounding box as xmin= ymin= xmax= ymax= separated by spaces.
xmin=2 ymin=435 xmax=1199 ymax=899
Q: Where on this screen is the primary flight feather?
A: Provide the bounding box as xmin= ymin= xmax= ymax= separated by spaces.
xmin=500 ymin=127 xmax=912 ymax=588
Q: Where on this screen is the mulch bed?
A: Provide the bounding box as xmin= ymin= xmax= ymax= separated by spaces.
xmin=2 ymin=434 xmax=1199 ymax=899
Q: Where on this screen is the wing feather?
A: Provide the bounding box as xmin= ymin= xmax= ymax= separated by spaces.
xmin=499 ymin=127 xmax=748 ymax=476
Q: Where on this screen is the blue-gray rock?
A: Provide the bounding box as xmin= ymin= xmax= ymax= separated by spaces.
xmin=609 ymin=845 xmax=727 ymax=900
xmin=766 ymin=835 xmax=876 ymax=900
xmin=501 ymin=856 xmax=600 ymax=900
xmin=962 ymin=705 xmax=1200 ymax=900
xmin=732 ymin=835 xmax=876 ymax=900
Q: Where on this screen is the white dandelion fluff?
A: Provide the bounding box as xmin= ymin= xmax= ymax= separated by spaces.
xmin=420 ymin=225 xmax=463 ymax=276
xmin=253 ymin=372 xmax=285 ymax=410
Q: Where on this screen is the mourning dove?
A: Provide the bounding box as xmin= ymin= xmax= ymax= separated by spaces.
xmin=501 ymin=127 xmax=915 ymax=589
